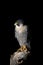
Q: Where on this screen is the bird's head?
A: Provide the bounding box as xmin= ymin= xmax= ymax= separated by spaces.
xmin=14 ymin=19 xmax=27 ymax=33
xmin=14 ymin=19 xmax=24 ymax=28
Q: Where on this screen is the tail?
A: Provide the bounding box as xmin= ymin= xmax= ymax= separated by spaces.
xmin=26 ymin=41 xmax=31 ymax=50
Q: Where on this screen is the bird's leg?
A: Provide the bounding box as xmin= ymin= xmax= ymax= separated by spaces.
xmin=17 ymin=45 xmax=28 ymax=52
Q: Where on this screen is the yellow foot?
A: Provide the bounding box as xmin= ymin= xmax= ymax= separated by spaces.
xmin=17 ymin=45 xmax=28 ymax=52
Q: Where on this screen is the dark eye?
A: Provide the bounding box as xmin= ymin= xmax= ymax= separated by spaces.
xmin=17 ymin=23 xmax=20 ymax=26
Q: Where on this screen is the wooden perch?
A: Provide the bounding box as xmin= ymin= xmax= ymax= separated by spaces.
xmin=10 ymin=45 xmax=30 ymax=65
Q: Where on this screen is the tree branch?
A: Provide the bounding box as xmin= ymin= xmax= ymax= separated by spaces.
xmin=10 ymin=47 xmax=30 ymax=65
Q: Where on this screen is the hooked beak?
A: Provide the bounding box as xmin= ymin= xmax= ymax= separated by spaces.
xmin=14 ymin=22 xmax=17 ymax=26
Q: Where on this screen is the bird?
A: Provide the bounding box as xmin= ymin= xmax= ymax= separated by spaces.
xmin=14 ymin=19 xmax=30 ymax=51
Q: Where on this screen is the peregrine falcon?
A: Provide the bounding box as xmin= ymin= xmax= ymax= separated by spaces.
xmin=14 ymin=19 xmax=30 ymax=51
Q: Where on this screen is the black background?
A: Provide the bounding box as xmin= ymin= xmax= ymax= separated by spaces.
xmin=0 ymin=15 xmax=33 ymax=65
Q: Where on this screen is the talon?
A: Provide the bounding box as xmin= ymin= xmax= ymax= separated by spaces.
xmin=21 ymin=45 xmax=28 ymax=51
xmin=17 ymin=45 xmax=29 ymax=52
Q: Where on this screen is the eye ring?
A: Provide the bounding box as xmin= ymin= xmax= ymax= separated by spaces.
xmin=17 ymin=23 xmax=20 ymax=26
